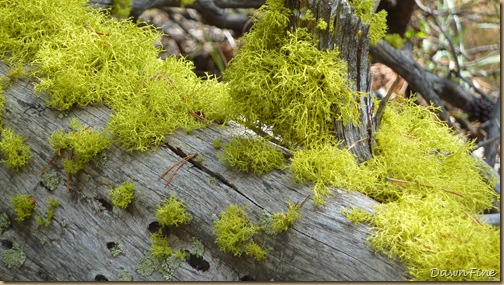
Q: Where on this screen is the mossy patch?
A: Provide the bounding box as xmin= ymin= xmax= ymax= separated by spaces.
xmin=35 ymin=198 xmax=60 ymax=227
xmin=11 ymin=194 xmax=36 ymax=221
xmin=156 ymin=195 xmax=192 ymax=227
xmin=109 ymin=181 xmax=135 ymax=209
xmin=0 ymin=128 xmax=32 ymax=170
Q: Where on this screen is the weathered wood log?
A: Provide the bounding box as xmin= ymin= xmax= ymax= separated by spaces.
xmin=0 ymin=62 xmax=408 ymax=281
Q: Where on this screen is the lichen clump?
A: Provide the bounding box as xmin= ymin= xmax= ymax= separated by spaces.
xmin=11 ymin=194 xmax=36 ymax=221
xmin=1 ymin=242 xmax=26 ymax=269
xmin=213 ymin=204 xmax=267 ymax=260
xmin=109 ymin=181 xmax=135 ymax=209
xmin=49 ymin=118 xmax=111 ymax=175
xmin=225 ymin=0 xmax=361 ymax=147
xmin=0 ymin=128 xmax=32 ymax=169
xmin=261 ymin=201 xmax=301 ymax=235
xmin=156 ymin=195 xmax=192 ymax=227
xmin=36 ymin=198 xmax=60 ymax=227
xmin=219 ymin=136 xmax=286 ymax=174
xmin=348 ymin=0 xmax=388 ymax=45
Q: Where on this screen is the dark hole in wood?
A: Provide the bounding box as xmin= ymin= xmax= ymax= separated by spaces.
xmin=106 ymin=242 xmax=117 ymax=250
xmin=1 ymin=239 xmax=13 ymax=249
xmin=240 ymin=275 xmax=255 ymax=281
xmin=96 ymin=198 xmax=112 ymax=212
xmin=94 ymin=274 xmax=108 ymax=281
xmin=38 ymin=270 xmax=50 ymax=281
xmin=186 ymin=253 xmax=210 ymax=272
xmin=148 ymin=221 xmax=161 ymax=234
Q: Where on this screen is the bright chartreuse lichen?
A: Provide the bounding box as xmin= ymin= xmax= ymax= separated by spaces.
xmin=11 ymin=194 xmax=36 ymax=221
xmin=218 ymin=135 xmax=286 ymax=175
xmin=156 ymin=195 xmax=192 ymax=227
xmin=111 ymin=0 xmax=132 ymax=19
xmin=348 ymin=0 xmax=388 ymax=45
xmin=35 ymin=198 xmax=60 ymax=227
xmin=1 ymin=241 xmax=26 ymax=269
xmin=384 ymin=33 xmax=406 ymax=49
xmin=213 ymin=204 xmax=267 ymax=260
xmin=109 ymin=181 xmax=135 ymax=209
xmin=225 ymin=0 xmax=361 ymax=147
xmin=150 ymin=230 xmax=172 ymax=258
xmin=0 ymin=128 xmax=32 ymax=169
xmin=49 ymin=118 xmax=111 ymax=175
xmin=261 ymin=201 xmax=301 ymax=235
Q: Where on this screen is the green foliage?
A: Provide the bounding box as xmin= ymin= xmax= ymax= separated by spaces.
xmin=49 ymin=118 xmax=111 ymax=175
xmin=150 ymin=230 xmax=172 ymax=258
xmin=0 ymin=212 xmax=11 ymax=235
xmin=213 ymin=204 xmax=267 ymax=260
xmin=225 ymin=0 xmax=360 ymax=147
xmin=36 ymin=198 xmax=60 ymax=227
xmin=156 ymin=195 xmax=192 ymax=227
xmin=109 ymin=181 xmax=135 ymax=209
xmin=10 ymin=194 xmax=35 ymax=221
xmin=348 ymin=0 xmax=388 ymax=45
xmin=1 ymin=242 xmax=26 ymax=269
xmin=0 ymin=128 xmax=32 ymax=169
xmin=111 ymin=0 xmax=132 ymax=19
xmin=219 ymin=135 xmax=285 ymax=175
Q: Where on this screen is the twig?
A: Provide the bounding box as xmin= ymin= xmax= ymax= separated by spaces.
xmin=375 ymin=75 xmax=402 ymax=130
xmin=463 ymin=210 xmax=483 ymax=227
xmin=38 ymin=153 xmax=60 ymax=176
xmin=347 ymin=137 xmax=369 ymax=151
xmin=158 ymin=153 xmax=197 ymax=188
xmin=385 ymin=176 xmax=464 ymax=197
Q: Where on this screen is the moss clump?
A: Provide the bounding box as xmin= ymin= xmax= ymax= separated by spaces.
xmin=219 ymin=135 xmax=286 ymax=175
xmin=11 ymin=194 xmax=36 ymax=221
xmin=49 ymin=118 xmax=111 ymax=175
xmin=213 ymin=204 xmax=267 ymax=260
xmin=225 ymin=0 xmax=360 ymax=147
xmin=212 ymin=137 xmax=223 ymax=149
xmin=384 ymin=33 xmax=406 ymax=49
xmin=0 ymin=212 xmax=11 ymax=235
xmin=111 ymin=0 xmax=132 ymax=19
xmin=0 ymin=128 xmax=32 ymax=169
xmin=1 ymin=242 xmax=26 ymax=269
xmin=109 ymin=181 xmax=135 ymax=209
xmin=150 ymin=230 xmax=172 ymax=258
xmin=35 ymin=198 xmax=60 ymax=227
xmin=156 ymin=195 xmax=192 ymax=227
xmin=261 ymin=201 xmax=301 ymax=235
xmin=348 ymin=0 xmax=388 ymax=45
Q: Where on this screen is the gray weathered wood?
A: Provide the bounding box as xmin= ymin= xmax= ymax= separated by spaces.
xmin=0 ymin=62 xmax=407 ymax=280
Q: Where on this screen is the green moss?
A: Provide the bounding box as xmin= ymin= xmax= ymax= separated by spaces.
xmin=225 ymin=0 xmax=360 ymax=147
xmin=0 ymin=90 xmax=4 ymax=128
xmin=0 ymin=128 xmax=32 ymax=169
xmin=213 ymin=204 xmax=266 ymax=260
xmin=261 ymin=201 xmax=301 ymax=235
xmin=316 ymin=19 xmax=328 ymax=30
xmin=156 ymin=195 xmax=192 ymax=227
xmin=41 ymin=169 xmax=63 ymax=191
xmin=194 ymin=156 xmax=205 ymax=163
xmin=348 ymin=0 xmax=388 ymax=45
xmin=340 ymin=206 xmax=372 ymax=225
xmin=218 ymin=135 xmax=286 ymax=175
xmin=1 ymin=241 xmax=26 ymax=269
xmin=49 ymin=118 xmax=111 ymax=175
xmin=35 ymin=198 xmax=60 ymax=227
xmin=6 ymin=63 xmax=25 ymax=84
xmin=109 ymin=181 xmax=135 ymax=209
xmin=150 ymin=230 xmax=172 ymax=258
xmin=111 ymin=0 xmax=132 ymax=19
xmin=212 ymin=137 xmax=223 ymax=149
xmin=11 ymin=194 xmax=35 ymax=221
xmin=0 ymin=212 xmax=11 ymax=235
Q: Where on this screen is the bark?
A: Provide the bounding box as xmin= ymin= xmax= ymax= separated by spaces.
xmin=0 ymin=62 xmax=408 ymax=281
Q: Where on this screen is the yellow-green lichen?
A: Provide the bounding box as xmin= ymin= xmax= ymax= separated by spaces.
xmin=384 ymin=33 xmax=406 ymax=49
xmin=150 ymin=230 xmax=172 ymax=258
xmin=1 ymin=242 xmax=26 ymax=269
xmin=109 ymin=181 xmax=135 ymax=209
xmin=0 ymin=128 xmax=32 ymax=169
xmin=213 ymin=204 xmax=267 ymax=260
xmin=218 ymin=135 xmax=286 ymax=175
xmin=11 ymin=194 xmax=35 ymax=221
xmin=156 ymin=195 xmax=192 ymax=227
xmin=348 ymin=0 xmax=388 ymax=45
xmin=212 ymin=137 xmax=223 ymax=149
xmin=316 ymin=19 xmax=328 ymax=30
xmin=49 ymin=118 xmax=111 ymax=175
xmin=116 ymin=269 xmax=133 ymax=281
xmin=35 ymin=198 xmax=60 ymax=227
xmin=261 ymin=201 xmax=301 ymax=235
xmin=225 ymin=0 xmax=361 ymax=147
xmin=111 ymin=0 xmax=132 ymax=19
